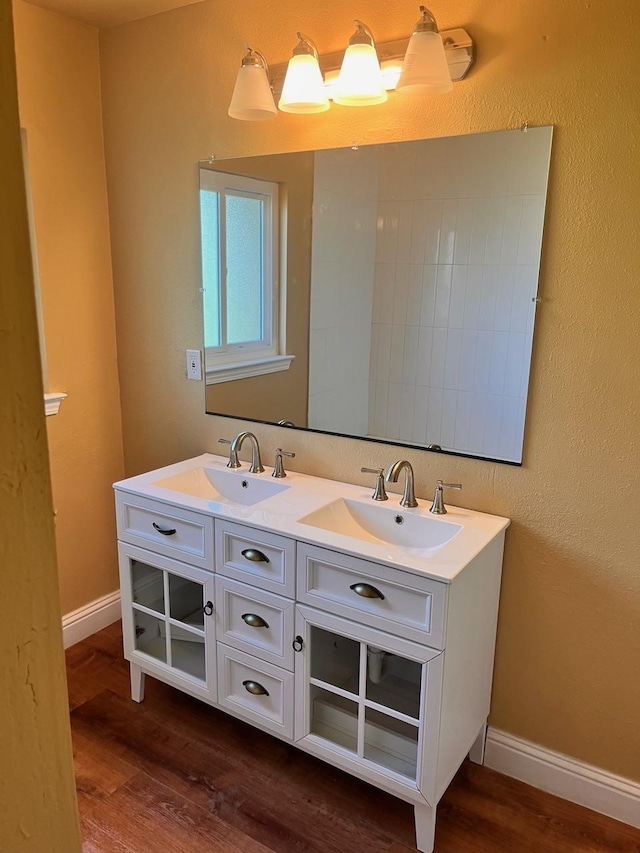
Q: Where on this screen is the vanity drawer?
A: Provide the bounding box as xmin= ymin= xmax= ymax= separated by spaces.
xmin=217 ymin=644 xmax=294 ymax=740
xmin=116 ymin=493 xmax=214 ymax=570
xmin=215 ymin=576 xmax=295 ymax=670
xmin=296 ymin=544 xmax=447 ymax=649
xmin=215 ymin=520 xmax=295 ymax=597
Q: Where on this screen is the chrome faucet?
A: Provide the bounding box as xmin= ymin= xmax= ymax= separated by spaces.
xmin=384 ymin=460 xmax=418 ymax=508
xmin=361 ymin=467 xmax=388 ymax=501
xmin=272 ymin=448 xmax=295 ymax=478
xmin=218 ymin=437 xmax=240 ymax=468
xmin=228 ymin=431 xmax=264 ymax=473
xmin=430 ymin=480 xmax=462 ymax=514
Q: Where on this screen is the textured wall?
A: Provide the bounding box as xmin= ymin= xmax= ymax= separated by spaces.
xmin=13 ymin=1 xmax=125 ymax=614
xmin=100 ymin=0 xmax=640 ymax=780
xmin=0 ymin=2 xmax=80 ymax=848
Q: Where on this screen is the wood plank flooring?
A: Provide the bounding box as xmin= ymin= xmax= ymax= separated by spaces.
xmin=67 ymin=623 xmax=640 ymax=852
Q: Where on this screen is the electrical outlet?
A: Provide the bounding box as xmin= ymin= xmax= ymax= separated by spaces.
xmin=186 ymin=349 xmax=202 ymax=381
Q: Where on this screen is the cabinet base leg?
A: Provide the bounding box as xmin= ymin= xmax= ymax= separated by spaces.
xmin=469 ymin=720 xmax=487 ymax=765
xmin=414 ymin=802 xmax=436 ymax=853
xmin=130 ymin=663 xmax=145 ymax=703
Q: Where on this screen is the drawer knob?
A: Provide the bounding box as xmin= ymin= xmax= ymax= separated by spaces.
xmin=242 ymin=680 xmax=269 ymax=696
xmin=152 ymin=522 xmax=177 ymax=536
xmin=203 ymin=601 xmax=214 ymax=616
xmin=241 ymin=548 xmax=270 ymax=564
xmin=242 ymin=613 xmax=269 ymax=629
xmin=350 ymin=582 xmax=385 ymax=600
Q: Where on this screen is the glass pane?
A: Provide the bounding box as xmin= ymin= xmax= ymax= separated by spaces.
xmin=310 ymin=686 xmax=358 ymax=754
xmin=366 ymin=648 xmax=422 ymax=719
xmin=134 ymin=610 xmax=167 ymax=663
xmin=364 ymin=708 xmax=419 ymax=780
xmin=200 ymin=189 xmax=221 ymax=348
xmin=168 ymin=574 xmax=204 ymax=628
xmin=168 ymin=624 xmax=206 ymax=681
xmin=310 ymin=626 xmax=360 ymax=695
xmin=131 ymin=561 xmax=164 ymax=614
xmin=226 ymin=193 xmax=264 ymax=345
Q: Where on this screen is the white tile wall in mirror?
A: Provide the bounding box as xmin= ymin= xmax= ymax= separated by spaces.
xmin=201 ymin=126 xmax=553 ymax=465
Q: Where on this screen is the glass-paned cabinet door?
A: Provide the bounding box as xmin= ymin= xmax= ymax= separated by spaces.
xmin=295 ymin=605 xmax=443 ymax=797
xmin=118 ymin=543 xmax=216 ymax=701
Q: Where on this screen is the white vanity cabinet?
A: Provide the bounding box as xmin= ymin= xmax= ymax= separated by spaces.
xmin=118 ymin=542 xmax=217 ymax=703
xmin=214 ymin=518 xmax=297 ymax=739
xmin=114 ymin=463 xmax=508 ymax=853
xmin=294 ymin=605 xmax=444 ymax=799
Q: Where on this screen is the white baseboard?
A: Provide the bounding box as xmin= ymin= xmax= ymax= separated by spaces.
xmin=485 ymin=727 xmax=640 ymax=830
xmin=62 ymin=590 xmax=121 ymax=649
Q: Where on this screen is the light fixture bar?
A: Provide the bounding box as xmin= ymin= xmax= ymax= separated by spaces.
xmin=268 ymin=27 xmax=473 ymax=98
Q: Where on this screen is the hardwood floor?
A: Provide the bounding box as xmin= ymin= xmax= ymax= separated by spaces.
xmin=67 ymin=623 xmax=640 ymax=852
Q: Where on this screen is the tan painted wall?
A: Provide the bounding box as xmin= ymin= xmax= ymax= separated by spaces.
xmin=0 ymin=2 xmax=80 ymax=848
xmin=100 ymin=0 xmax=640 ymax=781
xmin=203 ymin=151 xmax=314 ymax=426
xmin=13 ymin=0 xmax=125 ymax=614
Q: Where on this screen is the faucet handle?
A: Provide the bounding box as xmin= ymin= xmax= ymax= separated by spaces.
xmin=218 ymin=437 xmax=240 ymax=469
xmin=272 ymin=448 xmax=295 ymax=479
xmin=439 ymin=480 xmax=462 ymax=490
xmin=361 ymin=467 xmax=388 ymax=502
xmin=430 ymin=480 xmax=462 ymax=514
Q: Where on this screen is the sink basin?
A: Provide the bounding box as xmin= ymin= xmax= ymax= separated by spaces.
xmin=152 ymin=466 xmax=289 ymax=507
xmin=298 ymin=497 xmax=462 ymax=555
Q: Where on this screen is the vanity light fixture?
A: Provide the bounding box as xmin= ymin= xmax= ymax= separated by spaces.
xmin=228 ymin=45 xmax=277 ymax=121
xmin=278 ymin=33 xmax=329 ymax=114
xmin=396 ymin=5 xmax=452 ymax=93
xmin=334 ymin=20 xmax=387 ymax=107
xmin=228 ymin=7 xmax=474 ymax=121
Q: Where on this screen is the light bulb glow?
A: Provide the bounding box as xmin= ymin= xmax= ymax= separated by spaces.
xmin=334 ymin=43 xmax=387 ymax=106
xmin=279 ymin=54 xmax=329 ymax=114
xmin=397 ymin=30 xmax=453 ymax=94
xmin=380 ymin=59 xmax=404 ymax=91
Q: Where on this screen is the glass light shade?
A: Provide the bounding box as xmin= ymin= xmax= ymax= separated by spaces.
xmin=334 ymin=43 xmax=388 ymax=106
xmin=279 ymin=54 xmax=330 ymax=114
xmin=397 ymin=30 xmax=453 ymax=94
xmin=228 ymin=64 xmax=277 ymax=121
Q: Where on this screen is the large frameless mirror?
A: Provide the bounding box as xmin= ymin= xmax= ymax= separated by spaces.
xmin=200 ymin=126 xmax=553 ymax=464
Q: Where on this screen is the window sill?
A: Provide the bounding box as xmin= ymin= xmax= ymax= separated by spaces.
xmin=44 ymin=392 xmax=67 ymax=416
xmin=206 ymin=355 xmax=294 ymax=386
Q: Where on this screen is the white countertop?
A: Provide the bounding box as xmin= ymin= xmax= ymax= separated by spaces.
xmin=114 ymin=453 xmax=510 ymax=584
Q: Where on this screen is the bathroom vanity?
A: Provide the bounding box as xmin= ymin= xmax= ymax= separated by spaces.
xmin=114 ymin=453 xmax=509 ymax=853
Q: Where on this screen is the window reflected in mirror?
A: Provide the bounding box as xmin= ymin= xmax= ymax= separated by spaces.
xmin=200 ymin=171 xmax=282 ymax=378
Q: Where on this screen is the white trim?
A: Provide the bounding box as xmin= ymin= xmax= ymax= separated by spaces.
xmin=62 ymin=590 xmax=121 ymax=649
xmin=485 ymin=727 xmax=640 ymax=830
xmin=206 ymin=354 xmax=294 ymax=385
xmin=44 ymin=392 xmax=67 ymax=416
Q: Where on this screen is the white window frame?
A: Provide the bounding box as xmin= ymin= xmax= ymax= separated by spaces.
xmin=200 ymin=170 xmax=293 ymax=384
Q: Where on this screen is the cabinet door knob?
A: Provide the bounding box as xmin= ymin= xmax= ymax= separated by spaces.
xmin=241 ymin=548 xmax=269 ymax=563
xmin=203 ymin=601 xmax=214 ymax=616
xmin=242 ymin=613 xmax=269 ymax=629
xmin=350 ymin=582 xmax=385 ymax=600
xmin=242 ymin=680 xmax=269 ymax=696
xmin=152 ymin=522 xmax=176 ymax=536
xmin=292 ymin=635 xmax=304 ymax=652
